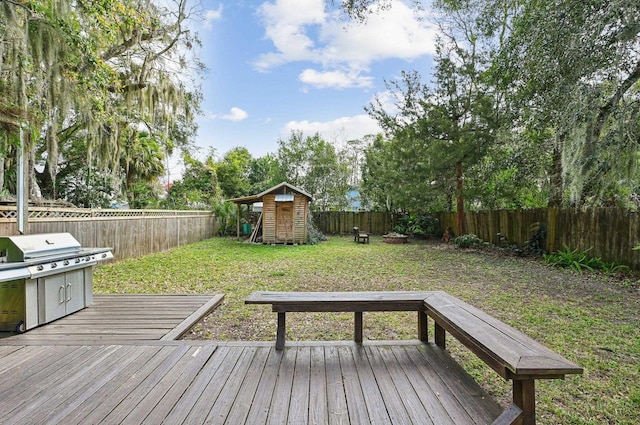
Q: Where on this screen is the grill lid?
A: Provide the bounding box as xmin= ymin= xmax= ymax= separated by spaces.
xmin=0 ymin=233 xmax=81 ymax=262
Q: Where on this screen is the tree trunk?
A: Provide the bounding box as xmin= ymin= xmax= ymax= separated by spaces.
xmin=548 ymin=133 xmax=564 ymax=207
xmin=0 ymin=135 xmax=5 ymax=194
xmin=455 ymin=161 xmax=466 ymax=236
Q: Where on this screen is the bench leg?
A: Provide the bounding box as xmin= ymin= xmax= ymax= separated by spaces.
xmin=418 ymin=311 xmax=428 ymax=342
xmin=354 ymin=312 xmax=363 ymax=343
xmin=513 ymin=379 xmax=536 ymax=425
xmin=276 ymin=312 xmax=286 ymax=350
xmin=434 ymin=321 xmax=446 ymax=349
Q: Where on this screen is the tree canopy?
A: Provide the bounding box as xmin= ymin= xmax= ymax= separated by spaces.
xmin=2 ymin=0 xmax=640 ymax=219
xmin=1 ymin=0 xmax=202 ymax=203
xmin=358 ymin=0 xmax=640 ymax=221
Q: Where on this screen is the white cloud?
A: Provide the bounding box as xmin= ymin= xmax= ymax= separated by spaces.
xmin=222 ymin=107 xmax=249 ymax=122
xmin=208 ymin=107 xmax=249 ymax=122
xmin=255 ymin=0 xmax=438 ymax=88
xmin=282 ymin=114 xmax=382 ymax=145
xmin=204 ymin=5 xmax=224 ymax=29
xmin=299 ymin=68 xmax=369 ymax=89
xmin=321 ymin=4 xmax=438 ymax=66
xmin=255 ymin=0 xmax=326 ymax=69
xmin=299 ymin=68 xmax=374 ymax=89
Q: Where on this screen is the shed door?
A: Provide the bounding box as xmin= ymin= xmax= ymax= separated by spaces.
xmin=276 ymin=202 xmax=293 ymax=242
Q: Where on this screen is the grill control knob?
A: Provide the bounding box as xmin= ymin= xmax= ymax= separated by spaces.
xmin=63 ymin=260 xmax=69 ymax=266
xmin=37 ymin=265 xmax=44 ymax=271
xmin=75 ymin=258 xmax=81 ymax=263
xmin=51 ymin=262 xmax=57 ymax=269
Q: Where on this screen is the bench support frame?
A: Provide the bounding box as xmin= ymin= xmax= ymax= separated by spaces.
xmin=274 ymin=309 xmax=428 ymax=350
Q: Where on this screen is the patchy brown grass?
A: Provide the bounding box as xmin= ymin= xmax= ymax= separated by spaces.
xmin=94 ymin=236 xmax=640 ymax=425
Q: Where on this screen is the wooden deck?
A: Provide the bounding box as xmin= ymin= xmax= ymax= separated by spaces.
xmin=0 ymin=294 xmax=506 ymax=424
xmin=0 ymin=341 xmax=502 ymax=424
xmin=0 ymin=294 xmax=224 ymax=345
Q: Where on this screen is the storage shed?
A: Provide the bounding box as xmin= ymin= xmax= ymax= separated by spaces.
xmin=227 ymin=182 xmax=312 ymax=244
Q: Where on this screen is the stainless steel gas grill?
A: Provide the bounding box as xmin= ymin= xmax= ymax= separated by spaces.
xmin=0 ymin=233 xmax=113 ymax=333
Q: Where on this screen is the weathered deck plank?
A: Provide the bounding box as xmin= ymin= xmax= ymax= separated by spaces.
xmin=268 ymin=345 xmax=297 ymax=424
xmin=309 ymin=346 xmax=328 ymax=425
xmin=0 ymin=342 xmax=503 ymax=424
xmin=325 ymin=345 xmax=350 ymax=425
xmin=0 ymin=294 xmax=224 ymax=345
xmin=223 ymin=346 xmax=272 ymax=424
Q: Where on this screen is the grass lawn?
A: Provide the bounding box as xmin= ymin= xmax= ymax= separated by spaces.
xmin=94 ymin=236 xmax=640 ymax=425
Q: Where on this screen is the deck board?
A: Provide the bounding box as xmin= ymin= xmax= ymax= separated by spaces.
xmin=309 ymin=346 xmax=328 ymax=425
xmin=0 ymin=294 xmax=224 ymax=345
xmin=325 ymin=345 xmax=350 ymax=425
xmin=0 ymin=342 xmax=503 ymax=424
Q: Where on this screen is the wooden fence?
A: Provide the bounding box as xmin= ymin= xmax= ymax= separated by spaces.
xmin=0 ymin=207 xmax=217 ymax=261
xmin=440 ymin=207 xmax=640 ymax=269
xmin=315 ymin=208 xmax=640 ymax=270
xmin=4 ymin=206 xmax=639 ymax=269
xmin=312 ymin=211 xmax=393 ymax=235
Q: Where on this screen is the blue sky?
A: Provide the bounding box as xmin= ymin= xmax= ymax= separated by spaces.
xmin=185 ymin=0 xmax=437 ymax=165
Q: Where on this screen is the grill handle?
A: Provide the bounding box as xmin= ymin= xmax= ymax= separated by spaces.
xmin=67 ymin=283 xmax=72 ymax=301
xmin=58 ymin=285 xmax=65 ymax=304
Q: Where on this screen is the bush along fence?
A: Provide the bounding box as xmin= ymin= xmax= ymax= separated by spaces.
xmin=0 ymin=206 xmax=217 ymax=261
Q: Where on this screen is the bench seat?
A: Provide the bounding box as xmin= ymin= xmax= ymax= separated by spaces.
xmin=423 ymin=291 xmax=583 ymax=425
xmin=423 ymin=291 xmax=582 ymax=378
xmin=245 ymin=290 xmax=583 ymax=425
xmin=246 ymin=290 xmax=431 ymax=311
xmin=245 ymin=291 xmax=430 ymax=349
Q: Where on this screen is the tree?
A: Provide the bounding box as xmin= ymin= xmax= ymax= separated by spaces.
xmin=215 ymin=147 xmax=252 ymax=199
xmin=120 ymin=131 xmax=166 ymax=208
xmin=361 ymin=133 xmax=448 ymax=212
xmin=163 ymin=151 xmax=221 ymax=209
xmin=497 ymin=0 xmax=640 ymax=206
xmin=248 ymin=154 xmax=280 ymax=194
xmin=304 ymin=136 xmax=351 ymax=211
xmin=277 ymin=131 xmax=351 ymax=210
xmin=368 ymin=43 xmax=498 ymax=234
xmin=1 ymin=0 xmax=203 ymax=205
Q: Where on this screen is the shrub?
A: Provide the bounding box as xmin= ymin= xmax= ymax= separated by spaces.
xmin=393 ymin=212 xmax=440 ymax=236
xmin=544 ymin=244 xmax=629 ymax=274
xmin=307 ymin=216 xmax=327 ymax=245
xmin=452 ymin=234 xmax=483 ymax=249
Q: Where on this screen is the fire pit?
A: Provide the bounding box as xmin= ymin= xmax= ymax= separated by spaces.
xmin=0 ymin=233 xmax=113 ymax=333
xmin=383 ymin=233 xmax=408 ymax=244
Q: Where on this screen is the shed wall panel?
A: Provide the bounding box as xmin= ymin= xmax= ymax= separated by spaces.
xmin=263 ymin=196 xmax=277 ymax=243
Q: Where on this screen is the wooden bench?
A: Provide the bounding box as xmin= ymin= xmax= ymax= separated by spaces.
xmin=423 ymin=291 xmax=583 ymax=425
xmin=245 ymin=290 xmax=583 ymax=425
xmin=353 ymin=226 xmax=369 ymax=243
xmin=245 ymin=291 xmax=430 ymax=349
